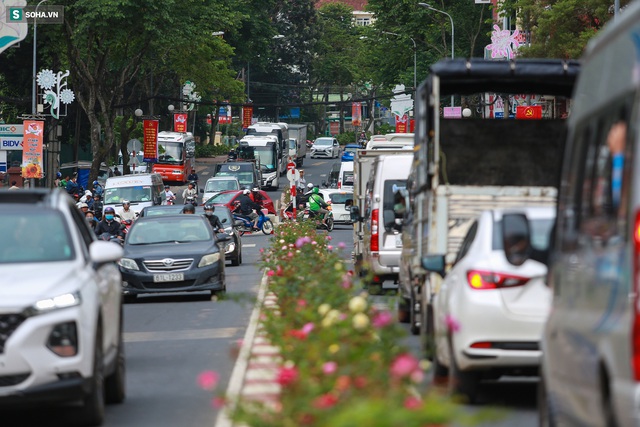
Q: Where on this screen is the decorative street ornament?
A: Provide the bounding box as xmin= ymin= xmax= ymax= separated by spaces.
xmin=389 ymin=84 xmax=413 ymax=117
xmin=0 ymin=0 xmax=28 ymax=55
xmin=486 ymin=25 xmax=521 ymax=60
xmin=36 ymin=69 xmax=74 ymax=119
xmin=182 ymin=80 xmax=201 ymax=111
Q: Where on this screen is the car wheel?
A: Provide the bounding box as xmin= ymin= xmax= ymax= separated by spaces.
xmin=538 ymin=373 xmax=557 ymax=427
xmin=77 ymin=323 xmax=105 ymax=426
xmin=105 ymin=324 xmax=126 ymax=404
xmin=397 ymin=297 xmax=410 ymax=323
xmin=448 ymin=339 xmax=480 ymax=404
xmin=231 ymin=254 xmax=240 ymax=266
xmin=262 ymin=220 xmax=274 ymax=235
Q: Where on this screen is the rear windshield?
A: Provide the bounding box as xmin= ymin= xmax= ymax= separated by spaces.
xmin=493 ymin=218 xmax=554 ymax=251
xmin=329 ymin=193 xmax=353 ymax=204
xmin=342 ymin=172 xmax=354 ymax=187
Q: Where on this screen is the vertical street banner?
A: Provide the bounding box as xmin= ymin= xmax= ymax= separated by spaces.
xmin=142 ymin=120 xmax=159 ymax=163
xmin=21 ymin=120 xmax=44 ymax=178
xmin=351 ymin=102 xmax=362 ymax=127
xmin=219 ymin=104 xmax=232 ymax=124
xmin=395 ymin=114 xmax=408 ymax=133
xmin=242 ymin=105 xmax=253 ymax=130
xmin=174 ymin=113 xmax=188 ymax=132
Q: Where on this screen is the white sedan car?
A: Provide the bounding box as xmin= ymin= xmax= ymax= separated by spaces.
xmin=319 ymin=189 xmax=353 ymax=224
xmin=310 ymin=137 xmax=340 ymax=159
xmin=422 ymin=206 xmax=555 ymax=403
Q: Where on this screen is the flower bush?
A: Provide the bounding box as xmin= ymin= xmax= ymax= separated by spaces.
xmin=225 ymin=220 xmax=468 ymax=426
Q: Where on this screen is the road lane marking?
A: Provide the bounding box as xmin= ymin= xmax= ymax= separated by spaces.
xmin=124 ymin=328 xmax=239 ymax=343
xmin=242 ymin=244 xmax=256 ymax=247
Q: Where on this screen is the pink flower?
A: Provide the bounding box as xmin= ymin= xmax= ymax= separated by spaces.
xmin=337 ymin=242 xmax=346 ymax=249
xmin=372 ymin=311 xmax=394 ymax=328
xmin=445 ymin=314 xmax=461 ymax=333
xmin=301 ymin=322 xmax=314 ymax=335
xmin=326 ymin=235 xmax=332 ymax=241
xmin=287 ymin=252 xmax=294 ymax=258
xmin=297 ymin=299 xmax=307 ymax=308
xmin=327 ymin=245 xmax=333 ymax=250
xmin=267 ymin=270 xmax=275 ymax=277
xmin=277 ymin=366 xmax=299 ymax=386
xmin=313 ymin=393 xmax=338 ymax=409
xmin=390 ymin=353 xmax=420 ymax=379
xmin=322 ymin=361 xmax=337 ymax=374
xmin=259 ymin=248 xmax=264 ymax=253
xmin=197 ymin=371 xmax=219 ymax=391
xmin=404 ymin=396 xmax=422 ymax=410
xmin=295 ymin=236 xmax=312 ymax=248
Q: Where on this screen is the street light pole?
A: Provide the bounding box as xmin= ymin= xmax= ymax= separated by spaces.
xmin=32 ymin=0 xmax=48 ymax=114
xmin=418 ymin=2 xmax=454 ymax=106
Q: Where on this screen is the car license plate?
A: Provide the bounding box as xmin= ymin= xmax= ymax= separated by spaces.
xmin=395 ymin=235 xmax=403 ymax=248
xmin=153 ymin=273 xmax=184 ymax=282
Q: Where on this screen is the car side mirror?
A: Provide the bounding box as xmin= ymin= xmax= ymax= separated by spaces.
xmin=221 ymin=218 xmax=228 ymax=224
xmin=502 ymin=213 xmax=532 ymax=267
xmin=421 ymin=255 xmax=446 ymax=277
xmin=350 ymin=205 xmax=362 ymax=223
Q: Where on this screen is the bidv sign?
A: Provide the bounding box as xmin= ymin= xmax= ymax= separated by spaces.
xmin=0 ymin=124 xmax=24 ymax=150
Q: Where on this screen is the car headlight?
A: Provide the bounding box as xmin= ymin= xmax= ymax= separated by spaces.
xmin=224 ymin=242 xmax=236 ymax=254
xmin=118 ymin=258 xmax=140 ymax=271
xmin=199 ymin=253 xmax=221 ymax=267
xmin=26 ymin=292 xmax=82 ymax=316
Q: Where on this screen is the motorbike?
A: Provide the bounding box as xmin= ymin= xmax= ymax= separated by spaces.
xmin=184 ymin=195 xmax=197 ymax=206
xmin=303 ymin=204 xmax=334 ymax=232
xmin=98 ymin=232 xmax=124 ymax=246
xmin=233 ymin=207 xmax=274 ymax=235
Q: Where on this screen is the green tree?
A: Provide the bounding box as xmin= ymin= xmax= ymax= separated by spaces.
xmin=60 ymin=0 xmax=241 ymax=183
xmin=501 ymin=0 xmax=632 ymax=59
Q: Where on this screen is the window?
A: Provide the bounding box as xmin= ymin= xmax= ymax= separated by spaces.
xmin=455 ymin=221 xmax=478 ymax=264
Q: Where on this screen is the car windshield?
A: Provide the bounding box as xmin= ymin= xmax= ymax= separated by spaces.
xmin=157 ymin=142 xmax=183 ymax=165
xmin=342 ymin=172 xmax=354 ymax=186
xmin=104 ymin=186 xmax=153 ymax=204
xmin=127 ymin=217 xmax=212 ymax=244
xmin=328 ymin=193 xmax=353 ymax=204
xmin=315 ymin=139 xmax=332 ymax=146
xmin=344 ymin=147 xmax=358 ymax=154
xmin=144 ymin=206 xmax=184 ymax=216
xmin=0 ymin=211 xmax=75 ymax=263
xmin=252 ymin=147 xmax=276 ymax=172
xmin=205 ymin=179 xmax=238 ymax=192
xmin=206 ymin=191 xmax=238 ymax=204
xmin=493 ymin=217 xmax=555 ymax=252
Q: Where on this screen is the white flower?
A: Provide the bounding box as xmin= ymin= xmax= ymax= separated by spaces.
xmin=60 ymin=89 xmax=75 ymax=104
xmin=348 ymin=296 xmax=367 ymax=313
xmin=352 ymin=313 xmax=370 ymax=330
xmin=36 ymin=69 xmax=56 ymax=90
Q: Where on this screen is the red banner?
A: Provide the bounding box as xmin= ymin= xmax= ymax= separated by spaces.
xmin=352 ymin=102 xmax=362 ymax=127
xmin=395 ymin=114 xmax=408 ymax=133
xmin=22 ymin=120 xmax=44 ymax=179
xmin=516 ymin=105 xmax=543 ymax=119
xmin=174 ymin=113 xmax=188 ymax=132
xmin=242 ymin=105 xmax=253 ymax=130
xmin=143 ymin=120 xmax=159 ymax=163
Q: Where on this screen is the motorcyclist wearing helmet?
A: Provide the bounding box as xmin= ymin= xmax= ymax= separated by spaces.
xmin=92 ymin=194 xmax=104 ymax=220
xmin=203 ymin=203 xmax=224 ymax=233
xmin=308 ymin=187 xmax=329 ymax=227
xmin=187 ymin=171 xmax=199 ymax=190
xmin=95 ymin=206 xmax=124 ymax=240
xmin=250 ymin=187 xmax=265 ymax=208
xmin=237 ymin=189 xmax=261 ymax=230
xmin=162 ymin=185 xmax=176 ymax=205
xmin=120 ymin=199 xmax=136 ymax=222
xmin=92 ymin=180 xmax=104 ymax=197
xmin=182 ymin=181 xmax=198 ymax=205
xmin=54 ymin=172 xmax=62 ymax=188
xmin=182 ymin=204 xmax=196 ymax=214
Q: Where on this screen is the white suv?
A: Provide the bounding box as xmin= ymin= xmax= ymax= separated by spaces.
xmin=0 ymin=189 xmax=125 ymax=426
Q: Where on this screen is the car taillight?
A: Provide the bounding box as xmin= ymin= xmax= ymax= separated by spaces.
xmin=337 ymin=181 xmax=341 ymax=189
xmin=470 ymin=342 xmax=492 ymax=349
xmin=632 ymin=211 xmax=640 ymax=380
xmin=466 ymin=270 xmax=529 ymax=290
xmin=371 ymin=209 xmax=379 ymax=252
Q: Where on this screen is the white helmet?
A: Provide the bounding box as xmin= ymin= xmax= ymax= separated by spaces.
xmin=307 ymin=182 xmax=314 ymax=189
xmin=243 ymin=189 xmax=250 ymax=195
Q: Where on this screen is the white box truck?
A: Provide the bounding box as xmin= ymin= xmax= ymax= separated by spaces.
xmin=287 ymin=124 xmax=308 ymax=167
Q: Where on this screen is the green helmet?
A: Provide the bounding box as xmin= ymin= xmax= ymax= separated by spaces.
xmin=312 ymin=187 xmax=319 ymax=194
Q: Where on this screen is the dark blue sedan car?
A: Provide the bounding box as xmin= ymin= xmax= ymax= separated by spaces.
xmin=341 ymin=144 xmax=360 ymax=162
